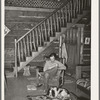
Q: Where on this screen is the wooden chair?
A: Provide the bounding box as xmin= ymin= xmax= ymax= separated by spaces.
xmin=36 ymin=67 xmax=65 ymax=87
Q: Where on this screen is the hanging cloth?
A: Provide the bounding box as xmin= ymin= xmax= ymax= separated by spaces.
xmin=62 ymin=42 xmax=68 ymax=63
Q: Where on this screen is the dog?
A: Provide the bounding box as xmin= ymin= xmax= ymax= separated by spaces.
xmin=46 ymin=86 xmax=71 ymax=100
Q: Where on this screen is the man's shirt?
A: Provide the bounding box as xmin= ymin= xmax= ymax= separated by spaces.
xmin=43 ymin=60 xmax=66 ymax=72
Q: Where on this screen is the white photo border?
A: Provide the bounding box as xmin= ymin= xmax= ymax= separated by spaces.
xmin=1 ymin=0 xmax=99 ymax=100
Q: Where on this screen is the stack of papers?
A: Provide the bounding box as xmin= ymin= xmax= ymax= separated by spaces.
xmin=27 ymin=85 xmax=37 ymax=90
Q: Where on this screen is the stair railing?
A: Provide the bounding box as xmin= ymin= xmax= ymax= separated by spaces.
xmin=14 ymin=0 xmax=91 ymax=76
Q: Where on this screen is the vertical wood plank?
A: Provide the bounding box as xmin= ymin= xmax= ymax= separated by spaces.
xmin=38 ymin=26 xmax=42 ymax=46
xmin=66 ymin=30 xmax=70 ymax=44
xmin=67 ymin=2 xmax=71 ymax=22
xmin=32 ymin=30 xmax=36 ymax=51
xmin=73 ymin=27 xmax=77 ymax=44
xmin=59 ymin=10 xmax=62 ymax=27
xmin=46 ymin=20 xmax=49 ymax=41
xmin=18 ymin=42 xmax=21 ymax=63
xmin=29 ymin=33 xmax=33 ymax=55
xmin=69 ymin=28 xmax=73 ymax=44
xmin=35 ymin=28 xmax=39 ymax=47
xmin=47 ymin=18 xmax=50 ymax=37
xmin=78 ymin=0 xmax=81 ymax=13
xmin=70 ymin=1 xmax=72 ymax=22
xmin=81 ymin=0 xmax=84 ymax=10
xmin=58 ymin=10 xmax=61 ymax=28
xmin=52 ymin=14 xmax=57 ymax=32
xmin=59 ymin=36 xmax=62 ymax=58
xmin=61 ymin=8 xmax=65 ymax=27
xmin=77 ymin=27 xmax=81 ymax=64
xmin=15 ymin=39 xmax=18 ymax=77
xmin=56 ymin=12 xmax=60 ymax=32
xmin=80 ymin=27 xmax=84 ymax=64
xmin=44 ymin=21 xmax=48 ymax=41
xmin=76 ymin=0 xmax=79 ymax=14
xmin=89 ymin=0 xmax=91 ymax=7
xmin=41 ymin=24 xmax=45 ymax=46
xmin=50 ymin=17 xmax=53 ymax=36
xmin=62 ymin=7 xmax=66 ymax=27
xmin=23 ymin=38 xmax=26 ymax=60
xmin=26 ymin=35 xmax=30 ymax=56
xmin=73 ymin=0 xmax=76 ymax=18
xmin=20 ymin=40 xmax=24 ymax=61
xmin=64 ymin=6 xmax=68 ymax=25
xmin=76 ymin=65 xmax=81 ymax=79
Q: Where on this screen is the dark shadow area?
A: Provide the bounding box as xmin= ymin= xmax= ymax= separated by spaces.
xmin=79 ymin=96 xmax=90 ymax=100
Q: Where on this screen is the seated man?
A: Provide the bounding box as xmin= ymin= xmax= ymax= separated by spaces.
xmin=37 ymin=53 xmax=66 ymax=93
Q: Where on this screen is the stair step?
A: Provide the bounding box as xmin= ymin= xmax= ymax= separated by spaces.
xmin=50 ymin=37 xmax=55 ymax=42
xmin=55 ymin=28 xmax=67 ymax=39
xmin=83 ymin=50 xmax=90 ymax=54
xmin=55 ymin=32 xmax=61 ymax=37
xmin=83 ymin=54 xmax=90 ymax=56
xmin=83 ymin=62 xmax=90 ymax=65
xmin=67 ymin=23 xmax=73 ymax=28
xmin=54 ymin=47 xmax=59 ymax=49
xmin=26 ymin=56 xmax=33 ymax=61
xmin=38 ymin=47 xmax=44 ymax=52
xmin=53 ymin=41 xmax=59 ymax=43
xmin=83 ymin=56 xmax=90 ymax=60
xmin=84 ymin=33 xmax=91 ymax=37
xmin=84 ymin=45 xmax=91 ymax=48
xmin=44 ymin=42 xmax=50 ymax=47
xmin=32 ymin=52 xmax=38 ymax=56
xmin=83 ymin=59 xmax=90 ymax=62
xmin=61 ymin=27 xmax=67 ymax=32
xmin=83 ymin=48 xmax=90 ymax=50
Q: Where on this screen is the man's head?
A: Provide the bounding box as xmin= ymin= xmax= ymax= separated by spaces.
xmin=49 ymin=53 xmax=56 ymax=62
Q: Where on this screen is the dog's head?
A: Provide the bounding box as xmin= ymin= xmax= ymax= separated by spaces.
xmin=47 ymin=87 xmax=71 ymax=100
xmin=47 ymin=86 xmax=58 ymax=98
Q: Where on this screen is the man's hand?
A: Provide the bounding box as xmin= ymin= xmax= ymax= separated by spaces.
xmin=48 ymin=63 xmax=58 ymax=70
xmin=37 ymin=72 xmax=42 ymax=77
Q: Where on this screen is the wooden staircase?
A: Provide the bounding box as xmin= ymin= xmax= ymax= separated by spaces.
xmin=11 ymin=0 xmax=91 ymax=77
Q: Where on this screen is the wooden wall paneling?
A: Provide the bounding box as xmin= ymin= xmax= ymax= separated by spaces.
xmin=5 ymin=48 xmax=15 ymax=62
xmin=77 ymin=27 xmax=81 ymax=64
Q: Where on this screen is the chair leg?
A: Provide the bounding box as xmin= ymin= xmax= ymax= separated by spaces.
xmin=60 ymin=71 xmax=64 ymax=86
xmin=36 ymin=68 xmax=39 ymax=84
xmin=5 ymin=75 xmax=8 ymax=92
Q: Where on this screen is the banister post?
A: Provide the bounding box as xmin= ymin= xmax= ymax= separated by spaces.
xmin=59 ymin=35 xmax=62 ymax=59
xmin=15 ymin=39 xmax=18 ymax=77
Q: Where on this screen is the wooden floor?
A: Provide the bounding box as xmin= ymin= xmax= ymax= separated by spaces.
xmin=5 ymin=72 xmax=90 ymax=100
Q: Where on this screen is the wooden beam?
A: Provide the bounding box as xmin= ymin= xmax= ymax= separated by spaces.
xmin=5 ymin=6 xmax=55 ymax=12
